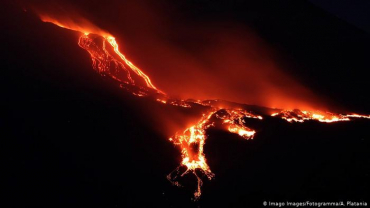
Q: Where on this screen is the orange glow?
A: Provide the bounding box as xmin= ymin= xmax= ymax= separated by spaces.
xmin=106 ymin=37 xmax=165 ymax=94
xmin=38 ymin=13 xmax=111 ymax=38
xmin=216 ymin=109 xmax=260 ymax=139
xmin=168 ymin=100 xmax=192 ymax=108
xmin=346 ymin=114 xmax=370 ymax=119
xmin=167 ymin=109 xmax=261 ymax=199
xmin=32 ymin=10 xmax=370 ymax=200
xmin=271 ymin=109 xmax=370 ymax=123
xmin=36 ymin=14 xmax=164 ymax=95
xmin=156 ymin=99 xmax=167 ymax=104
xmin=167 ymin=111 xmax=216 ymax=199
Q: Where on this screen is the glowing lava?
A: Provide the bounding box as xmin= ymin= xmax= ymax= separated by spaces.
xmin=78 ymin=34 xmax=164 ymax=95
xmin=32 ymin=12 xmax=370 ymax=200
xmin=106 ymin=37 xmax=164 ymax=94
xmin=271 ymin=109 xmax=369 ymax=123
xmin=167 ymin=111 xmax=216 ymax=199
xmin=39 ymin=15 xmax=163 ymax=96
xmin=167 ymin=109 xmax=261 ymax=199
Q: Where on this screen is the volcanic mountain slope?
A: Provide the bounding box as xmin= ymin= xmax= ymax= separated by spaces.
xmin=72 ymin=30 xmax=370 ymax=199
xmin=2 ymin=0 xmax=370 ymax=207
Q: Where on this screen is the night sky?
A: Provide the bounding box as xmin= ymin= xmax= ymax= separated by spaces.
xmin=2 ymin=0 xmax=370 ymax=207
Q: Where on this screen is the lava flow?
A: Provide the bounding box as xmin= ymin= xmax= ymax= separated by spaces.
xmin=78 ymin=34 xmax=164 ymax=96
xmin=32 ymin=12 xmax=370 ymax=200
xmin=39 ymin=14 xmax=164 ymax=96
xmin=271 ymin=109 xmax=370 ymax=123
xmin=167 ymin=109 xmax=261 ymax=199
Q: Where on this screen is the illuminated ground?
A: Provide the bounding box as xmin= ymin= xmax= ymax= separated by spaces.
xmin=2 ymin=1 xmax=370 ymax=207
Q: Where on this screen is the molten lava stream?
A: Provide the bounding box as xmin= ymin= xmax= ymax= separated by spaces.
xmin=33 ymin=14 xmax=370 ymax=200
xmin=271 ymin=109 xmax=370 ymax=123
xmin=167 ymin=109 xmax=260 ymax=199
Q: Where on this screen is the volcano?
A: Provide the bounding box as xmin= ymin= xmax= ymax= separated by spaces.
xmin=2 ymin=0 xmax=370 ymax=207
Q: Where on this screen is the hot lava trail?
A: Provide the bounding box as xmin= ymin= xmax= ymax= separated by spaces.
xmin=33 ymin=14 xmax=370 ymax=200
xmin=78 ymin=34 xmax=165 ymax=96
xmin=271 ymin=109 xmax=370 ymax=123
xmin=167 ymin=109 xmax=261 ymax=199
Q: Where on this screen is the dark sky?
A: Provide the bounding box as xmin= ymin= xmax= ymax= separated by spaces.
xmin=308 ymin=0 xmax=370 ymax=34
